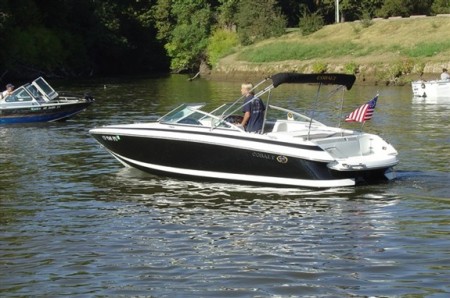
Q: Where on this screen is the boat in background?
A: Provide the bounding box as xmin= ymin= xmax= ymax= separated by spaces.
xmin=411 ymin=79 xmax=450 ymax=97
xmin=90 ymin=73 xmax=398 ymax=189
xmin=0 ymin=77 xmax=94 ymax=124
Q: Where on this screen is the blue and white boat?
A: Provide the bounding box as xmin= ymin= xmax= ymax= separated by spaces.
xmin=0 ymin=77 xmax=94 ymax=124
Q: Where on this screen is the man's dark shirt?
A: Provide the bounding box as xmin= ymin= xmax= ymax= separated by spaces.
xmin=243 ymin=95 xmax=265 ymax=132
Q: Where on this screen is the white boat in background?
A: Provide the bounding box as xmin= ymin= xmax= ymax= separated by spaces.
xmin=411 ymin=79 xmax=450 ymax=97
xmin=90 ymin=73 xmax=399 ymax=189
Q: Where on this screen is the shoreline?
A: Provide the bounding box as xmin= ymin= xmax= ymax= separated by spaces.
xmin=205 ymin=69 xmax=442 ymax=86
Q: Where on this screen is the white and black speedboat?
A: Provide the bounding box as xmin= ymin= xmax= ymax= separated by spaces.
xmin=90 ymin=73 xmax=398 ymax=188
xmin=0 ymin=77 xmax=94 ymax=124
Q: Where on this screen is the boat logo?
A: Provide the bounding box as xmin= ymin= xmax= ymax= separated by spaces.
xmin=276 ymin=155 xmax=288 ymax=163
xmin=102 ymin=135 xmax=121 ymax=142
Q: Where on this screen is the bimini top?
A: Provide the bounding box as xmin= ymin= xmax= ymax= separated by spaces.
xmin=271 ymin=73 xmax=356 ymax=90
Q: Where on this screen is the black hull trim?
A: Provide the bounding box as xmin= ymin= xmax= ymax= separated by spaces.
xmin=95 ymin=134 xmax=333 ymax=180
xmin=110 ymin=151 xmax=356 ymax=188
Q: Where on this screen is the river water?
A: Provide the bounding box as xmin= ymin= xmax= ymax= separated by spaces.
xmin=1 ymin=75 xmax=449 ymax=297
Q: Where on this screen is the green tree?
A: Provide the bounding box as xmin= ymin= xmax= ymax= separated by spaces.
xmin=299 ymin=10 xmax=324 ymax=35
xmin=90 ymin=0 xmax=168 ymax=75
xmin=207 ymin=28 xmax=239 ymax=66
xmin=377 ymin=0 xmax=434 ymax=17
xmin=216 ymin=0 xmax=239 ymax=30
xmin=340 ymin=0 xmax=384 ymax=21
xmin=235 ymin=0 xmax=287 ymax=46
xmin=1 ymin=0 xmax=167 ymax=79
xmin=153 ymin=0 xmax=212 ymax=72
xmin=432 ymin=0 xmax=450 ymax=14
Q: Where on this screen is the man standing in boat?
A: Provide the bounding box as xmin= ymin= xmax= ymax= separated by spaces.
xmin=240 ymin=83 xmax=265 ymax=133
xmin=440 ymin=68 xmax=450 ymax=80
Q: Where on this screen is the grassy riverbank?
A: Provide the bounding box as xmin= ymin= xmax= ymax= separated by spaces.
xmin=211 ymin=16 xmax=450 ymax=85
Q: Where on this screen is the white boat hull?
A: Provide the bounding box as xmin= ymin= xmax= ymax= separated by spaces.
xmin=411 ymin=80 xmax=450 ymax=97
xmin=90 ymin=121 xmax=398 ymax=189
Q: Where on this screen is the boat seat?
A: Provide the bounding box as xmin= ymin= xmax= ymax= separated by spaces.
xmin=273 ymin=122 xmax=288 ymax=132
xmin=272 ymin=120 xmax=309 ymax=133
xmin=267 ymin=130 xmax=337 ymax=141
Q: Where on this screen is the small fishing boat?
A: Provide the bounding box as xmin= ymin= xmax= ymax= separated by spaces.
xmin=90 ymin=73 xmax=398 ymax=188
xmin=0 ymin=77 xmax=94 ymax=124
xmin=411 ymin=79 xmax=450 ymax=97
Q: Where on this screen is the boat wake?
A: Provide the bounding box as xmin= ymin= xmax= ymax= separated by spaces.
xmin=390 ymin=170 xmax=450 ymax=199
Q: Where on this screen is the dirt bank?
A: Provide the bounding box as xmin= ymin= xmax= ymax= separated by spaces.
xmin=205 ymin=16 xmax=450 ymax=85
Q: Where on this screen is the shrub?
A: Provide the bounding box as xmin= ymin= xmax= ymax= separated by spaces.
xmin=236 ymin=0 xmax=286 ymax=46
xmin=432 ymin=0 xmax=450 ymax=14
xmin=344 ymin=62 xmax=359 ymax=74
xmin=312 ymin=61 xmax=327 ymax=73
xmin=359 ymin=11 xmax=374 ymax=28
xmin=299 ymin=12 xmax=324 ymax=36
xmin=207 ymin=29 xmax=239 ymax=66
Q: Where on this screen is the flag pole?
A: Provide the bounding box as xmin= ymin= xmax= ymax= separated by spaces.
xmin=337 ymin=89 xmax=345 ymax=128
xmin=360 ymin=121 xmax=366 ymax=131
xmin=307 ymin=83 xmax=323 ymax=140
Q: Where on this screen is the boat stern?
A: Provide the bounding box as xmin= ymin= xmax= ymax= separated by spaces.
xmin=317 ymin=133 xmax=399 ymax=183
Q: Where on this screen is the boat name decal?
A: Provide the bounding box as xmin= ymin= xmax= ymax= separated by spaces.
xmin=317 ymin=75 xmax=336 ymax=82
xmin=251 ymin=152 xmax=288 ymax=163
xmin=102 ymin=135 xmax=121 ymax=141
xmin=252 ymin=152 xmax=275 ymax=160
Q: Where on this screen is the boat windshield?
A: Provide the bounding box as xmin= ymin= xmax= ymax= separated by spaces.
xmin=159 ymin=104 xmax=205 ymax=124
xmin=32 ymin=77 xmax=58 ymax=100
xmin=25 ymin=85 xmax=46 ymax=102
xmin=4 ymin=86 xmax=35 ymax=102
xmin=158 ymin=103 xmax=242 ymax=129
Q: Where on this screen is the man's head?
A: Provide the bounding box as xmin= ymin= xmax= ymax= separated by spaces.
xmin=241 ymin=83 xmax=253 ymax=96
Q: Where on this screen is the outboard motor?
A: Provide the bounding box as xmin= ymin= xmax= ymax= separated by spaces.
xmin=84 ymin=93 xmax=95 ymax=102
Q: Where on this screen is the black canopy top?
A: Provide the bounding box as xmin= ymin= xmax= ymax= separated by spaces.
xmin=270 ymin=73 xmax=356 ymax=90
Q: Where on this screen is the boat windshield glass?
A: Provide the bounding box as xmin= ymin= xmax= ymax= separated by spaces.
xmin=209 ymin=104 xmax=234 ymax=117
xmin=159 ymin=104 xmax=205 ymax=124
xmin=4 ymin=86 xmax=35 ymax=102
xmin=25 ymin=85 xmax=45 ymax=102
xmin=32 ymin=77 xmax=58 ymax=100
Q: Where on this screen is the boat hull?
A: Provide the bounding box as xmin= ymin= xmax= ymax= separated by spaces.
xmin=90 ymin=126 xmax=395 ymax=188
xmin=412 ymin=80 xmax=450 ymax=97
xmin=0 ymin=101 xmax=93 ymax=124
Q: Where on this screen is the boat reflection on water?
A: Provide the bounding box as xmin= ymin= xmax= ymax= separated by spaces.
xmin=106 ymin=167 xmax=359 ymax=200
xmin=412 ymin=95 xmax=450 ymax=105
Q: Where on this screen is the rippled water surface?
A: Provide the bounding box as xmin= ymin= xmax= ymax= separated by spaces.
xmin=1 ymin=75 xmax=449 ymax=297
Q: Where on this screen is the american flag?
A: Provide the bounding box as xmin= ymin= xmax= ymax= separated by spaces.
xmin=345 ymin=95 xmax=378 ymax=123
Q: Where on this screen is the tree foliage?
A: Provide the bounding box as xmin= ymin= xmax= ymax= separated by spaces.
xmin=235 ymin=0 xmax=287 ymax=46
xmin=299 ymin=11 xmax=324 ymax=36
xmin=207 ymin=29 xmax=239 ymax=66
xmin=432 ymin=0 xmax=450 ymax=14
xmin=377 ymin=0 xmax=434 ymax=18
xmin=153 ymin=0 xmax=212 ymax=72
xmin=0 ymin=0 xmax=168 ymax=79
xmin=0 ymin=0 xmax=447 ymax=80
